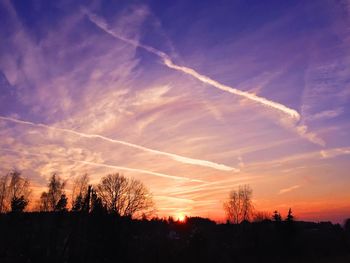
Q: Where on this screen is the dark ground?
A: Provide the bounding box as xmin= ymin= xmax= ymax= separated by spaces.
xmin=0 ymin=213 xmax=349 ymax=263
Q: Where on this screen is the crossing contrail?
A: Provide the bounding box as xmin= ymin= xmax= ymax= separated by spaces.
xmin=0 ymin=116 xmax=236 ymax=172
xmin=85 ymin=11 xmax=300 ymax=121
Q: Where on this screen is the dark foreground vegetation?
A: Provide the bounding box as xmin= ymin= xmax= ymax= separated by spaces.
xmin=1 ymin=170 xmax=349 ymax=262
xmin=0 ymin=213 xmax=349 ymax=263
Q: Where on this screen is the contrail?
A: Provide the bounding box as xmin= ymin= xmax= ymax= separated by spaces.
xmin=85 ymin=11 xmax=300 ymax=121
xmin=78 ymin=160 xmax=204 ymax=182
xmin=0 ymin=147 xmax=204 ymax=182
xmin=0 ymin=116 xmax=236 ymax=171
xmin=163 ymin=60 xmax=300 ymax=120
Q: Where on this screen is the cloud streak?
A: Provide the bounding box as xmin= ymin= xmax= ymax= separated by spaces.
xmin=0 ymin=116 xmax=236 ymax=172
xmin=0 ymin=147 xmax=204 ymax=182
xmin=78 ymin=160 xmax=205 ymax=182
xmin=85 ymin=10 xmax=301 ymax=121
xmin=278 ymin=185 xmax=300 ymax=194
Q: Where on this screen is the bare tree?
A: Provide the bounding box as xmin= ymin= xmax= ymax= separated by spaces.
xmin=0 ymin=173 xmax=10 ymax=213
xmin=39 ymin=173 xmax=66 ymax=211
xmin=0 ymin=170 xmax=30 ymax=213
xmin=71 ymin=174 xmax=89 ymax=204
xmin=224 ymin=185 xmax=253 ymax=224
xmin=224 ymin=189 xmax=240 ymax=224
xmin=71 ymin=174 xmax=89 ymax=211
xmin=123 ymin=178 xmax=153 ymax=217
xmin=241 ymin=185 xmax=253 ymax=221
xmin=97 ymin=173 xmax=153 ymax=218
xmin=97 ymin=173 xmax=127 ymax=214
xmin=9 ymin=172 xmax=30 ymax=213
xmin=39 ymin=192 xmax=49 ymax=212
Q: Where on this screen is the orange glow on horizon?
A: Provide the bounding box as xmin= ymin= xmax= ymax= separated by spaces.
xmin=176 ymin=213 xmax=186 ymax=222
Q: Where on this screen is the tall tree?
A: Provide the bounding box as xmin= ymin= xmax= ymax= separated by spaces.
xmin=55 ymin=194 xmax=68 ymax=212
xmin=48 ymin=174 xmax=65 ymax=211
xmin=71 ymin=173 xmax=89 ymax=210
xmin=39 ymin=174 xmax=66 ymax=211
xmin=72 ymin=194 xmax=83 ymax=212
xmin=0 ymin=173 xmax=10 ymax=213
xmin=224 ymin=185 xmax=253 ymax=224
xmin=0 ymin=170 xmax=30 ymax=213
xmin=97 ymin=173 xmax=128 ymax=214
xmin=286 ymin=208 xmax=294 ymax=222
xmin=97 ymin=173 xmax=153 ymax=217
xmin=90 ymin=187 xmax=105 ymax=214
xmin=39 ymin=192 xmax=49 ymax=212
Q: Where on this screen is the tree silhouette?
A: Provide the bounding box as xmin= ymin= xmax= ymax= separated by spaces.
xmin=71 ymin=173 xmax=89 ymax=209
xmin=0 ymin=173 xmax=10 ymax=213
xmin=123 ymin=178 xmax=154 ymax=217
xmin=223 ymin=185 xmax=253 ymax=223
xmin=90 ymin=187 xmax=105 ymax=214
xmin=39 ymin=173 xmax=66 ymax=211
xmin=55 ymin=194 xmax=68 ymax=212
xmin=48 ymin=174 xmax=65 ymax=210
xmin=8 ymin=171 xmax=31 ymax=212
xmin=97 ymin=173 xmax=153 ymax=217
xmin=0 ymin=170 xmax=31 ymax=213
xmin=72 ymin=193 xmax=83 ymax=212
xmin=286 ymin=208 xmax=294 ymax=222
xmin=273 ymin=210 xmax=282 ymax=222
xmin=72 ymin=184 xmax=92 ymax=212
xmin=39 ymin=192 xmax=49 ymax=212
xmin=10 ymin=195 xmax=28 ymax=212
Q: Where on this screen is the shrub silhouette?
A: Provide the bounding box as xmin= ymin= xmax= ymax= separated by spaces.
xmin=10 ymin=195 xmax=28 ymax=212
xmin=55 ymin=194 xmax=68 ymax=212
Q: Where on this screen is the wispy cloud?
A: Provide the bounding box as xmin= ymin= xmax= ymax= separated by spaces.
xmin=278 ymin=185 xmax=300 ymax=195
xmin=246 ymin=146 xmax=350 ymax=173
xmin=320 ymin=147 xmax=350 ymax=158
xmin=306 ymin=108 xmax=344 ymax=121
xmin=295 ymin=124 xmax=325 ymax=146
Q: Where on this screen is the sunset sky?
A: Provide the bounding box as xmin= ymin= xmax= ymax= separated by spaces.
xmin=0 ymin=0 xmax=349 ymax=223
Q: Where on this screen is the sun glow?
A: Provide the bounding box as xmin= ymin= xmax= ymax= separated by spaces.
xmin=177 ymin=214 xmax=186 ymax=222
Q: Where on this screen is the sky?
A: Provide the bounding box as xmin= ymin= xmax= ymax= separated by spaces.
xmin=0 ymin=0 xmax=350 ymax=223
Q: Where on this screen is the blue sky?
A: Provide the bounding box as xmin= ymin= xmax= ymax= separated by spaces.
xmin=0 ymin=0 xmax=349 ymax=222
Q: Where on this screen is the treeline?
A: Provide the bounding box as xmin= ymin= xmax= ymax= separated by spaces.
xmin=0 ymin=170 xmax=350 ymax=262
xmin=0 ymin=170 xmax=153 ymax=218
xmin=0 ymin=213 xmax=349 ymax=263
xmin=223 ymin=184 xmax=295 ymax=224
